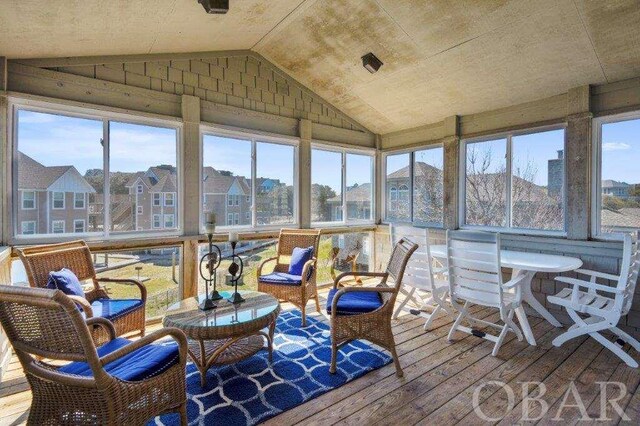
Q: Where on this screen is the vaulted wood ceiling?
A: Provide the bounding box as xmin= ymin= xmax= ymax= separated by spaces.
xmin=2 ymin=0 xmax=640 ymax=134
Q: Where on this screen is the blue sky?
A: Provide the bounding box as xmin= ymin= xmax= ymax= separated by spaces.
xmin=601 ymin=118 xmax=640 ymax=184
xmin=18 ymin=110 xmax=177 ymax=174
xmin=311 ymin=149 xmax=372 ymax=193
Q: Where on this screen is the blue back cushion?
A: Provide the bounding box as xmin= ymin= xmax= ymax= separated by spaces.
xmin=46 ymin=268 xmax=85 ymax=298
xmin=288 ymin=246 xmax=314 ymax=276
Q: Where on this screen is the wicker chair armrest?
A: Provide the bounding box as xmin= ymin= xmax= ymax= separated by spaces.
xmin=96 ymin=277 xmax=147 ymax=301
xmin=85 ymin=317 xmax=116 ymax=340
xmin=330 ymin=286 xmax=394 ymax=315
xmin=333 ymin=271 xmax=388 ymax=288
xmin=300 ymin=258 xmax=317 ymax=284
xmin=257 ymin=256 xmax=279 ymax=277
xmin=67 ymin=295 xmax=94 ymax=318
xmin=99 ymin=327 xmax=188 ymax=367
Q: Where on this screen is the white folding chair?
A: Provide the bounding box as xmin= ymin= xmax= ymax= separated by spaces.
xmin=548 ymin=232 xmax=640 ymax=368
xmin=390 ymin=224 xmax=454 ymax=329
xmin=446 ymin=230 xmax=525 ymax=356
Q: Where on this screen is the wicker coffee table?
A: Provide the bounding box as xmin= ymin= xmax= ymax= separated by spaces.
xmin=163 ymin=290 xmax=280 ymax=386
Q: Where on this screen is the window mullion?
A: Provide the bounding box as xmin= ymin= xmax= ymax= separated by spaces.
xmin=506 ymin=135 xmax=513 ymax=228
xmin=409 ymin=152 xmax=415 ymax=223
xmin=251 ymin=139 xmax=257 ymax=228
xmin=103 ymin=119 xmax=110 ymax=238
xmin=342 ymin=151 xmax=347 ymax=224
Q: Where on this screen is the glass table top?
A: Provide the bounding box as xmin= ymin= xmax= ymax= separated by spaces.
xmin=163 ymin=291 xmax=280 ymax=330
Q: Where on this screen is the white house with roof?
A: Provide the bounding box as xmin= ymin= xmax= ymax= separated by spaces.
xmin=16 ymin=152 xmax=96 ymax=236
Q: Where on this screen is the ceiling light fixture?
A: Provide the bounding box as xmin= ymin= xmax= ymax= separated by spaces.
xmin=198 ymin=0 xmax=229 ymax=14
xmin=362 ymin=52 xmax=383 ymax=74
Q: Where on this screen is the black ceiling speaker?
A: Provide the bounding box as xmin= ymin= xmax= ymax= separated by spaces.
xmin=362 ymin=52 xmax=383 ymax=74
xmin=198 ymin=0 xmax=229 ymax=14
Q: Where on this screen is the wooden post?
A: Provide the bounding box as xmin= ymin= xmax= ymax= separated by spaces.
xmin=181 ymin=95 xmax=201 ymax=298
xmin=0 ymin=94 xmax=7 ymax=245
xmin=565 ymin=85 xmax=592 ymax=240
xmin=374 ymin=134 xmax=383 ymax=224
xmin=442 ymin=115 xmax=460 ymax=230
xmin=298 ymin=119 xmax=312 ymax=228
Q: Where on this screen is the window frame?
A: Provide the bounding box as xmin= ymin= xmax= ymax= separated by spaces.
xmin=382 ymin=144 xmax=444 ymax=227
xmin=164 ymin=192 xmax=175 ymax=207
xmin=459 ymin=124 xmax=567 ymax=236
xmin=137 ymin=205 xmax=143 ymax=215
xmin=152 ymin=192 xmax=161 ymax=206
xmin=592 ymin=110 xmax=640 ymax=240
xmin=310 ymin=142 xmax=376 ymax=227
xmin=9 ymin=97 xmax=183 ymax=243
xmin=73 ymin=219 xmax=85 ymax=233
xmin=52 ymin=191 xmax=65 ymax=209
xmin=164 ymin=213 xmax=175 ymax=228
xmin=137 ymin=184 xmax=144 ymax=194
xmin=73 ymin=192 xmax=85 ymax=209
xmin=152 ymin=214 xmax=162 ymax=229
xmin=21 ymin=221 xmax=36 ymax=235
xmin=51 ymin=220 xmax=65 ymax=234
xmin=21 ymin=190 xmax=36 ymax=210
xmin=200 ymin=125 xmax=299 ymax=231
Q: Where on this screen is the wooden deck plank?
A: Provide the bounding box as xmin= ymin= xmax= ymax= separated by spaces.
xmin=418 ymin=319 xmax=557 ymax=424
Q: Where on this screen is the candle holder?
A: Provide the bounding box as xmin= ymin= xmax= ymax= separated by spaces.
xmin=198 ymin=234 xmax=223 ymax=310
xmin=227 ymin=240 xmax=245 ymax=304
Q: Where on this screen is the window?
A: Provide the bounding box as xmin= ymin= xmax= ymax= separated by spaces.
xmin=312 ymin=147 xmax=374 ymax=225
xmin=346 ymin=153 xmax=373 ymax=221
xmin=21 ymin=221 xmax=36 ymax=235
xmin=22 ymin=191 xmax=35 ymax=209
xmin=594 ymin=113 xmax=640 ymax=236
xmin=73 ymin=220 xmax=85 ymax=233
xmin=462 ymin=128 xmax=565 ymax=232
xmin=384 ymin=147 xmax=444 ymax=225
xmin=385 ymin=153 xmax=410 ymax=221
xmin=52 ymin=192 xmax=65 ymax=209
xmin=153 ymin=214 xmax=161 ymax=229
xmin=164 ymin=192 xmax=175 ymax=207
xmin=137 ymin=205 xmax=143 ymax=215
xmin=413 ymin=147 xmax=444 ymax=224
xmin=110 ymin=121 xmax=178 ymax=233
xmin=164 ymin=214 xmax=175 ymax=228
xmin=13 ymin=104 xmax=180 ymax=239
xmin=74 ymin=192 xmax=85 ymax=209
xmin=52 ymin=220 xmax=65 ymax=234
xmin=153 ymin=193 xmax=161 ymax=206
xmin=202 ymin=131 xmax=297 ymax=228
xmin=256 ymin=142 xmax=295 ymax=225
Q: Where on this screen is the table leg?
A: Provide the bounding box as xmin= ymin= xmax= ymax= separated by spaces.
xmin=520 ymin=271 xmax=562 ymax=328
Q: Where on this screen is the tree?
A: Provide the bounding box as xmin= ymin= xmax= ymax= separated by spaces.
xmin=311 ymin=184 xmax=337 ymax=222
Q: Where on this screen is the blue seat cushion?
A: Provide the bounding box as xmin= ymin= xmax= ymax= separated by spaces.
xmin=326 ymin=288 xmax=383 ymax=315
xmin=46 ymin=268 xmax=85 ymax=298
xmin=259 ymin=272 xmax=303 ymax=286
xmin=59 ymin=337 xmax=179 ymax=382
xmin=288 ymin=246 xmax=314 ymax=276
xmin=90 ymin=298 xmax=143 ymax=321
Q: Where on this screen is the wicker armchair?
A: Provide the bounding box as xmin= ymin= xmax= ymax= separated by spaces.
xmin=17 ymin=240 xmax=147 ymax=342
xmin=328 ymin=238 xmax=418 ymax=377
xmin=257 ymin=228 xmax=321 ymax=326
xmin=0 ymin=285 xmax=188 ymax=425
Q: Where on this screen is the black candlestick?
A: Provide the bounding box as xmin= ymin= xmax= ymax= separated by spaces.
xmin=227 ymin=240 xmax=245 ymax=304
xmin=198 ymin=234 xmax=223 ymax=310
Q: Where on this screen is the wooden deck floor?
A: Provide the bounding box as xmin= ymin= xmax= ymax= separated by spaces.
xmin=2 ymin=287 xmax=640 ymax=425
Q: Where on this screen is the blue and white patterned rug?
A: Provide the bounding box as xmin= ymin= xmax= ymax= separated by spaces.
xmin=151 ymin=310 xmax=391 ymax=426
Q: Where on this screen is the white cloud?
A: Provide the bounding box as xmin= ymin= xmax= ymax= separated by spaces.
xmin=603 ymin=142 xmax=631 ymax=151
